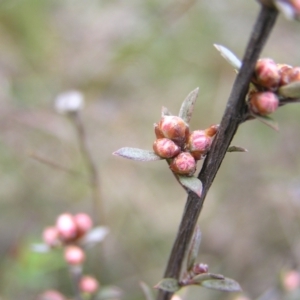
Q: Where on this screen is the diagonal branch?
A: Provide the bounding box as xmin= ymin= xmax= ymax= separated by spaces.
xmin=156 ymin=4 xmax=278 ymax=300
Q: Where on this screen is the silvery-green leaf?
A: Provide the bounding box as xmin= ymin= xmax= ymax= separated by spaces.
xmin=278 ymin=81 xmax=300 ymax=98
xmin=178 ymin=175 xmax=203 ymax=197
xmin=227 ymin=146 xmax=248 ymax=153
xmin=140 ymin=281 xmax=154 ymax=300
xmin=96 ymin=286 xmax=123 ymax=299
xmin=214 ymin=44 xmax=242 ymax=71
xmin=113 ymin=148 xmax=162 ymax=161
xmin=187 ymin=226 xmax=202 ymax=271
xmin=178 ymin=88 xmax=199 ymax=124
xmin=154 ymin=278 xmax=180 ymax=292
xmin=80 ymin=226 xmax=109 ymax=247
xmin=192 ymin=273 xmax=224 ymax=284
xmin=31 ymin=243 xmax=51 ymax=253
xmin=251 ymin=113 xmax=279 ymax=131
xmin=162 ymin=106 xmax=173 ymax=116
xmin=200 ymin=277 xmax=242 ymax=292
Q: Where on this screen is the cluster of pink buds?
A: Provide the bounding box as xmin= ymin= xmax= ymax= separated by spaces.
xmin=248 ymin=58 xmax=300 ymax=116
xmin=153 ymin=115 xmax=218 ymax=176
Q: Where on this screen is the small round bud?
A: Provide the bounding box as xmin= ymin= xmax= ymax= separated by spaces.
xmin=74 ymin=213 xmax=93 ymax=237
xmin=56 ymin=213 xmax=78 ymax=242
xmin=249 ymin=91 xmax=279 ymax=116
xmin=37 ymin=290 xmax=66 ymax=300
xmin=284 ymin=67 xmax=300 ymax=85
xmin=187 ymin=130 xmax=212 ymax=160
xmin=64 ymin=245 xmax=85 ymax=265
xmin=169 ymin=152 xmax=196 ymax=176
xmin=157 ymin=116 xmax=189 ymax=146
xmin=79 ymin=276 xmax=99 ymax=294
xmin=153 ymin=138 xmax=181 ymax=158
xmin=43 ymin=227 xmax=60 ymax=247
xmin=278 ymin=64 xmax=293 ymax=86
xmin=204 ymin=124 xmax=219 ymax=137
xmin=282 ymin=270 xmax=300 ymax=292
xmin=192 ymin=263 xmax=209 ymax=275
xmin=254 ymin=58 xmax=280 ymax=89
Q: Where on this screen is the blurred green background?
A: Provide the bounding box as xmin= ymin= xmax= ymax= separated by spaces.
xmin=1 ymin=0 xmax=300 ymax=299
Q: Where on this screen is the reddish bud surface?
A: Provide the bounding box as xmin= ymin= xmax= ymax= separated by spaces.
xmin=153 ymin=138 xmax=181 ymax=158
xmin=255 ymin=58 xmax=280 ymax=89
xmin=291 ymin=0 xmax=300 ymax=12
xmin=74 ymin=213 xmax=93 ymax=236
xmin=169 ymin=152 xmax=196 ymax=176
xmin=64 ymin=245 xmax=85 ymax=265
xmin=249 ymin=91 xmax=279 ymax=116
xmin=79 ymin=275 xmax=99 ymax=294
xmin=154 ymin=123 xmax=165 ymax=139
xmin=204 ymin=124 xmax=219 ymax=137
xmin=37 ymin=290 xmax=65 ymax=300
xmin=187 ymin=130 xmax=212 ymax=160
xmin=56 ymin=213 xmax=78 ymax=242
xmin=43 ymin=227 xmax=60 ymax=247
xmin=282 ymin=270 xmax=300 ymax=292
xmin=192 ymin=263 xmax=209 ymax=275
xmin=285 ymin=67 xmax=300 ymax=84
xmin=278 ymin=64 xmax=293 ymax=86
xmin=157 ymin=116 xmax=189 ymax=146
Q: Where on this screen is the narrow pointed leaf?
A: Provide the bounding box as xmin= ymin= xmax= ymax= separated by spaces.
xmin=250 ymin=113 xmax=279 ymax=131
xmin=214 ymin=44 xmax=242 ymax=71
xmin=187 ymin=226 xmax=202 ymax=271
xmin=227 ymin=146 xmax=248 ymax=153
xmin=154 ymin=278 xmax=180 ymax=292
xmin=96 ymin=286 xmax=123 ymax=299
xmin=200 ymin=277 xmax=242 ymax=292
xmin=162 ymin=106 xmax=173 ymax=116
xmin=178 ymin=175 xmax=202 ymax=197
xmin=278 ymin=81 xmax=300 ymax=98
xmin=113 ymin=148 xmax=162 ymax=161
xmin=79 ymin=226 xmax=109 ymax=247
xmin=178 ymin=88 xmax=199 ymax=124
xmin=140 ymin=282 xmax=154 ymax=300
xmin=192 ymin=273 xmax=224 ymax=284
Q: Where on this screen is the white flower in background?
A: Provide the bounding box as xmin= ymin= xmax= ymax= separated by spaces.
xmin=55 ymin=90 xmax=84 ymax=114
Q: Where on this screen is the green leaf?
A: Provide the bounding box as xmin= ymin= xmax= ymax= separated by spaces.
xmin=187 ymin=226 xmax=202 ymax=271
xmin=227 ymin=146 xmax=248 ymax=153
xmin=178 ymin=175 xmax=203 ymax=197
xmin=113 ymin=148 xmax=162 ymax=161
xmin=192 ymin=273 xmax=224 ymax=284
xmin=214 ymin=44 xmax=242 ymax=71
xmin=154 ymin=278 xmax=180 ymax=292
xmin=278 ymin=81 xmax=300 ymax=98
xmin=96 ymin=286 xmax=123 ymax=299
xmin=251 ymin=113 xmax=279 ymax=131
xmin=200 ymin=277 xmax=242 ymax=292
xmin=178 ymin=88 xmax=199 ymax=124
xmin=139 ymin=281 xmax=154 ymax=300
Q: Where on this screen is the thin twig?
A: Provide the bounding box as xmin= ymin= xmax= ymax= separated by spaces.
xmin=156 ymin=4 xmax=278 ymax=300
xmin=71 ymin=111 xmax=104 ymax=226
xmin=69 ymin=266 xmax=84 ymax=300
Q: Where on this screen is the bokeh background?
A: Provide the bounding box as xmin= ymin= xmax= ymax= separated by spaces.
xmin=1 ymin=1 xmax=300 ymax=299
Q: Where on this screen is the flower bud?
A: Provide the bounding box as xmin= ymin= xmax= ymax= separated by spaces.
xmin=169 ymin=152 xmax=196 ymax=176
xmin=56 ymin=213 xmax=78 ymax=242
xmin=79 ymin=276 xmax=99 ymax=294
xmin=157 ymin=116 xmax=189 ymax=146
xmin=204 ymin=124 xmax=219 ymax=138
xmin=37 ymin=290 xmax=66 ymax=300
xmin=64 ymin=245 xmax=85 ymax=265
xmin=249 ymin=91 xmax=279 ymax=116
xmin=282 ymin=270 xmax=300 ymax=292
xmin=283 ymin=66 xmax=300 ymax=85
xmin=192 ymin=263 xmax=209 ymax=275
xmin=74 ymin=213 xmax=93 ymax=237
xmin=43 ymin=227 xmax=60 ymax=248
xmin=187 ymin=130 xmax=212 ymax=160
xmin=291 ymin=0 xmax=300 ymax=13
xmin=254 ymin=58 xmax=280 ymax=89
xmin=278 ymin=64 xmax=293 ymax=86
xmin=153 ymin=138 xmax=181 ymax=158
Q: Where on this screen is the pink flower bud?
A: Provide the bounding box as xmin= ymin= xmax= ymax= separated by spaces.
xmin=285 ymin=67 xmax=300 ymax=84
xmin=153 ymin=138 xmax=181 ymax=158
xmin=291 ymin=0 xmax=300 ymax=13
xmin=157 ymin=116 xmax=189 ymax=146
xmin=282 ymin=270 xmax=300 ymax=292
xmin=79 ymin=275 xmax=99 ymax=294
xmin=154 ymin=123 xmax=165 ymax=139
xmin=278 ymin=64 xmax=293 ymax=86
xmin=37 ymin=290 xmax=65 ymax=300
xmin=170 ymin=152 xmax=196 ymax=176
xmin=56 ymin=213 xmax=78 ymax=242
xmin=64 ymin=245 xmax=85 ymax=265
xmin=43 ymin=227 xmax=60 ymax=247
xmin=204 ymin=124 xmax=219 ymax=138
xmin=192 ymin=263 xmax=209 ymax=275
xmin=187 ymin=130 xmax=212 ymax=160
xmin=249 ymin=91 xmax=279 ymax=116
xmin=254 ymin=58 xmax=280 ymax=89
xmin=74 ymin=213 xmax=93 ymax=237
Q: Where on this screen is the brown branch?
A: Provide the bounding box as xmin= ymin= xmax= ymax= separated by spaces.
xmin=156 ymin=4 xmax=278 ymax=300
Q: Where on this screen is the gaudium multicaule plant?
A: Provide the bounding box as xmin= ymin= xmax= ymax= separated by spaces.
xmin=113 ymin=88 xmax=219 ymax=197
